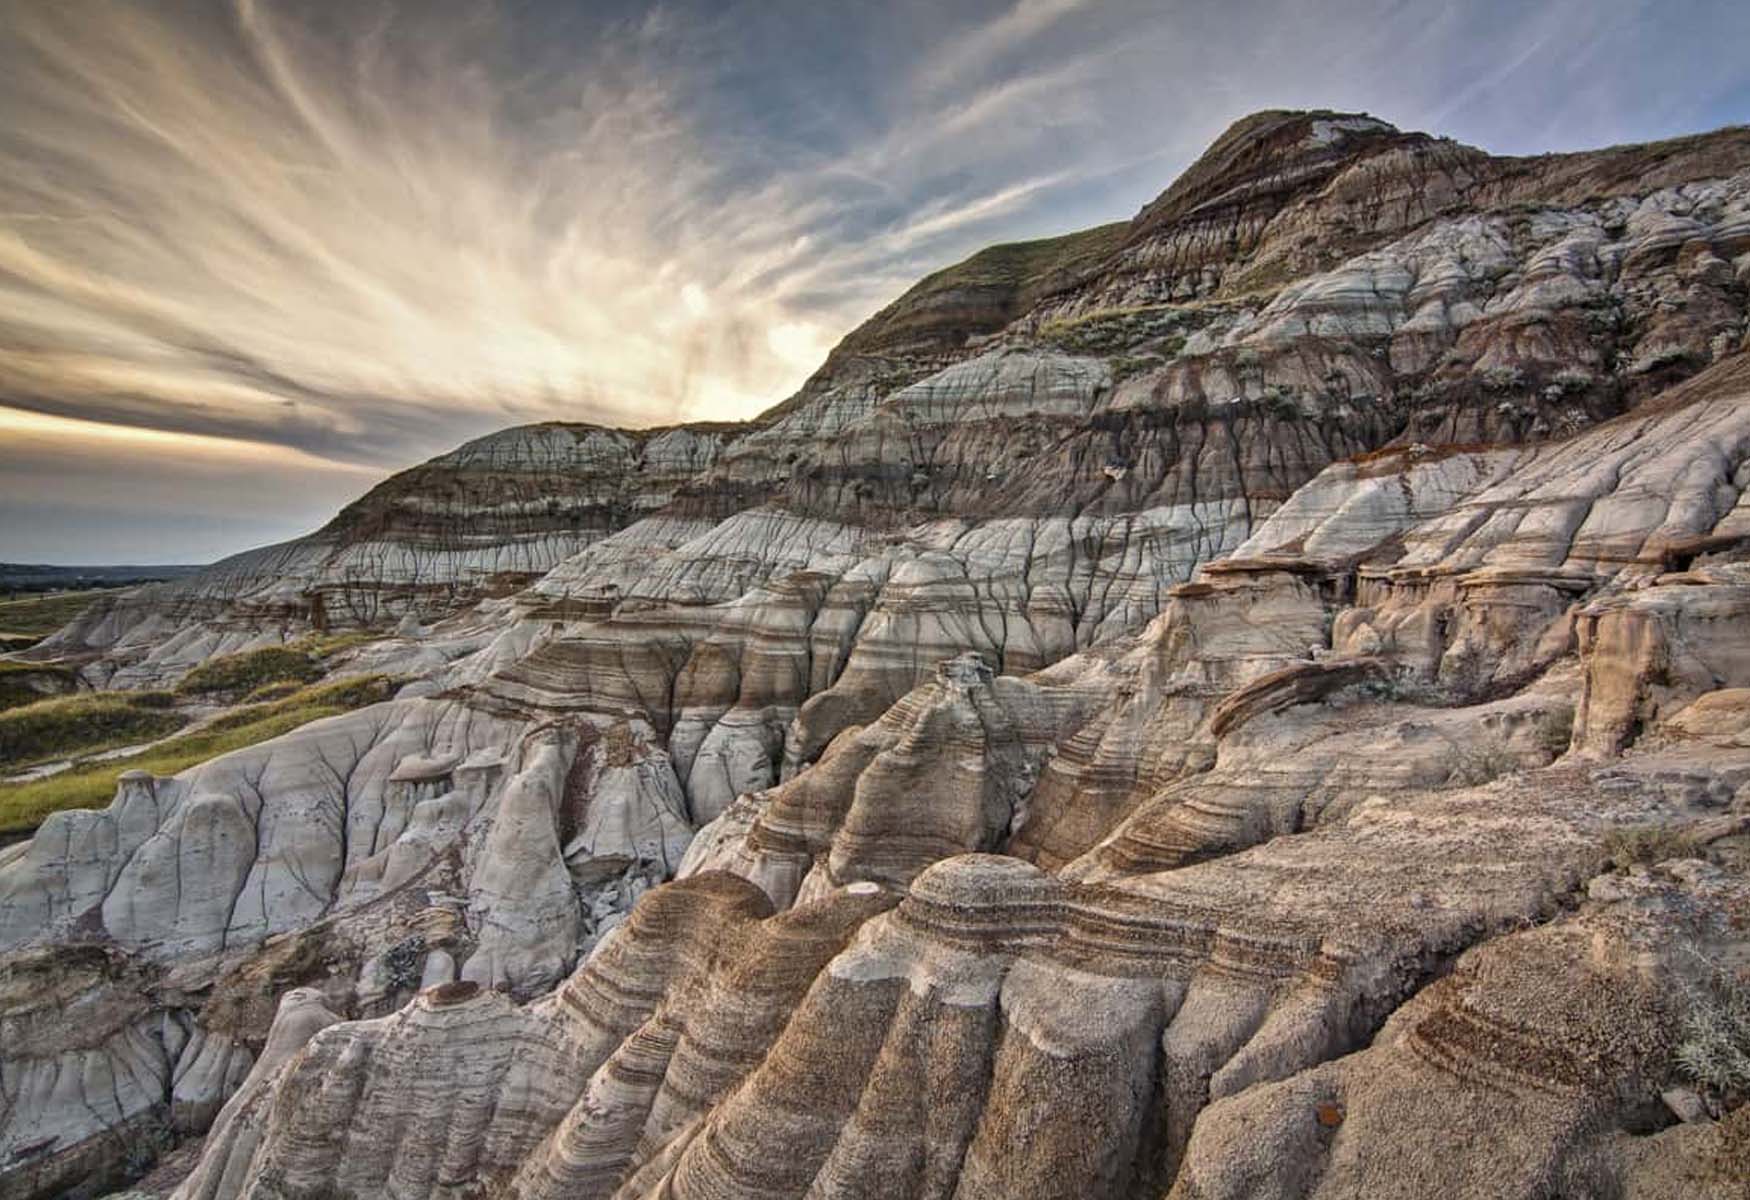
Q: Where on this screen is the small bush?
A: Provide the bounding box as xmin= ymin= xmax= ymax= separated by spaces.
xmin=1261 ymin=387 xmax=1303 ymax=421
xmin=1600 ymin=823 xmax=1701 ymax=871
xmin=1676 ymin=956 xmax=1750 ymax=1100
xmin=1479 ymin=365 xmax=1525 ymax=391
xmin=1447 ymin=739 xmax=1520 ymax=787
xmin=1551 ymin=367 xmax=1593 ymax=393
xmin=1328 ymin=671 xmax=1456 ymax=709
xmin=0 ymin=691 xmax=187 ymax=768
xmin=381 ymin=935 xmax=428 ymax=992
xmin=1583 ymin=302 xmax=1623 ymax=334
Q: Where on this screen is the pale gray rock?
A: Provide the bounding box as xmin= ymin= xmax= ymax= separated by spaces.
xmin=461 ymin=734 xmax=582 ymax=995
xmin=0 ymin=948 xmax=181 ymax=1200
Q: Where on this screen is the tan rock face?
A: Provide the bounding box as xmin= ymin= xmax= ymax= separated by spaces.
xmin=1170 ymin=860 xmax=1750 ymax=1200
xmin=1573 ymin=566 xmax=1750 ymax=756
xmin=7 ymin=111 xmax=1750 ymax=1200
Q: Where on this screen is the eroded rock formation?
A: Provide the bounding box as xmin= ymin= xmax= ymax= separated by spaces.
xmin=5 ymin=109 xmax=1750 ymax=1198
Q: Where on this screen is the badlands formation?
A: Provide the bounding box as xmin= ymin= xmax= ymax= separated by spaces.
xmin=4 ymin=110 xmax=1750 ymax=1197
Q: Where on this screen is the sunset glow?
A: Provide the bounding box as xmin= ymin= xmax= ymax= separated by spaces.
xmin=2 ymin=0 xmax=1744 ymax=561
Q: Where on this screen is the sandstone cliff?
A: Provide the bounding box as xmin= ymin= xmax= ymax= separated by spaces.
xmin=4 ymin=110 xmax=1750 ymax=1199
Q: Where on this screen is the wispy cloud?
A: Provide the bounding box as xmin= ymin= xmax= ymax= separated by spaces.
xmin=1 ymin=0 xmax=1745 ymax=562
xmin=0 ymin=0 xmax=817 ymax=457
xmin=912 ymin=0 xmax=1093 ymax=97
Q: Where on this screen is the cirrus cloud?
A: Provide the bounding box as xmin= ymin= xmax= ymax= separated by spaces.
xmin=1 ymin=0 xmax=1745 ymax=562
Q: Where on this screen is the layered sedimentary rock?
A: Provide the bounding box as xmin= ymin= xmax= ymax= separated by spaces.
xmin=677 ymin=651 xmax=1105 ymax=907
xmin=1171 ymin=861 xmax=1750 ymax=1200
xmin=44 ymin=112 xmax=1750 ymax=697
xmin=113 ymin=343 xmax=1750 ymax=1196
xmin=0 ymin=946 xmax=180 ymax=1200
xmin=5 ymin=110 xmax=1750 ymax=1199
xmin=149 ymin=739 xmax=1750 ymax=1200
xmin=34 ymin=423 xmax=741 ymax=688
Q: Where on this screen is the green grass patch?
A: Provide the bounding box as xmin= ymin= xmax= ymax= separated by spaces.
xmin=822 ymin=222 xmax=1129 ymax=371
xmin=0 ymin=674 xmax=399 ymax=834
xmin=0 ymin=690 xmax=186 ymax=769
xmin=0 ymin=589 xmax=113 ymax=645
xmin=175 ymin=645 xmax=323 ymax=697
xmin=293 ymin=631 xmax=378 ymax=658
xmin=243 ymin=679 xmax=307 ymax=704
xmin=0 ymin=660 xmax=79 ymax=713
xmin=174 ymin=633 xmax=379 ymax=699
xmin=1037 ymin=305 xmax=1204 ymax=361
xmin=916 ymin=223 xmax=1128 ymax=291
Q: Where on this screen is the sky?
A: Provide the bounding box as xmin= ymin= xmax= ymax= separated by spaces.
xmin=1 ymin=0 xmax=1746 ymax=564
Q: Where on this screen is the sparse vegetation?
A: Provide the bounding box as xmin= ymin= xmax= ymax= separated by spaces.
xmin=1675 ymin=954 xmax=1750 ymax=1103
xmin=0 ymin=660 xmax=78 ymax=713
xmin=295 ymin=631 xmax=378 ymax=658
xmin=173 ymin=633 xmax=372 ymax=699
xmin=1261 ymin=386 xmax=1303 ymax=421
xmin=1551 ymin=367 xmax=1593 ymax=393
xmin=243 ymin=679 xmax=309 ymax=704
xmin=380 ymin=935 xmax=429 ymax=993
xmin=0 ymin=690 xmax=186 ymax=769
xmin=1328 ymin=670 xmax=1457 ymax=709
xmin=0 ymin=635 xmax=382 ymax=776
xmin=1599 ymin=823 xmax=1702 ymax=872
xmin=1108 ymin=355 xmax=1163 ymax=384
xmin=1446 ymin=738 xmax=1520 ymax=787
xmin=921 ymin=224 xmax=1128 ymax=292
xmin=1583 ymin=302 xmax=1622 ymax=334
xmin=0 ymin=588 xmax=112 ymax=647
xmin=175 ymin=645 xmax=325 ymax=697
xmin=1480 ymin=365 xmax=1526 ymax=391
xmin=1038 ymin=304 xmax=1189 ymax=356
xmin=0 ymin=674 xmax=398 ymax=834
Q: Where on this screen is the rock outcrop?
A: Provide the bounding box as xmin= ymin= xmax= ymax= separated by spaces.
xmin=5 ymin=110 xmax=1750 ymax=1199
